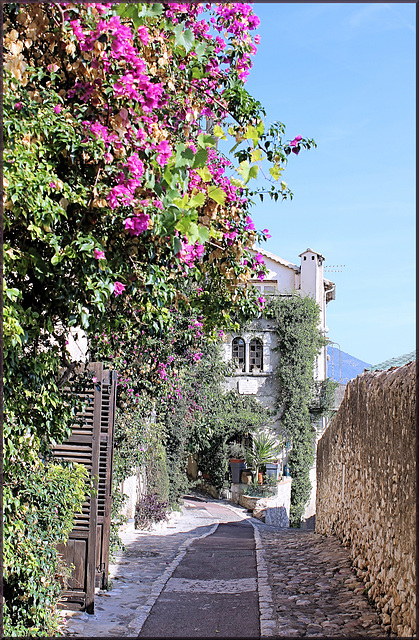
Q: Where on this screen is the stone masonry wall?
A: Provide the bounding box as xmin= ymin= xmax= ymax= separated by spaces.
xmin=316 ymin=362 xmax=416 ymax=637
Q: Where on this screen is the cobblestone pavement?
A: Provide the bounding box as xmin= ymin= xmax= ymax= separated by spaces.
xmin=254 ymin=524 xmax=391 ymax=637
xmin=59 ymin=495 xmax=391 ymax=638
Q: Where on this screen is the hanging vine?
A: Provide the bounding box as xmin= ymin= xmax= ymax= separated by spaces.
xmin=266 ymin=294 xmax=334 ymax=527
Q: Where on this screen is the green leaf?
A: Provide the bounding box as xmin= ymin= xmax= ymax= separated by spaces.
xmin=248 ymin=165 xmax=259 ymax=181
xmin=192 ymin=149 xmax=209 ymax=169
xmin=213 ymin=125 xmax=227 ymax=140
xmin=187 ymin=222 xmax=199 ymax=243
xmin=269 ymin=164 xmax=282 ymax=181
xmin=197 ymin=133 xmax=216 ymax=149
xmin=188 ymin=192 xmax=206 ymax=209
xmin=174 ymin=25 xmax=195 ymax=54
xmin=196 ymin=167 xmax=212 ymax=183
xmin=256 ymin=120 xmax=265 ymax=136
xmin=172 ymin=194 xmax=189 ymax=209
xmin=230 ymin=177 xmax=245 ymax=187
xmin=250 ymin=149 xmax=263 ymax=162
xmin=198 ymin=226 xmax=210 ymax=243
xmin=207 ymin=187 xmax=226 ymax=205
xmin=237 ymin=160 xmax=250 ymax=183
xmin=173 ymin=235 xmax=182 ymax=255
xmin=191 ymin=67 xmax=204 ymax=80
xmin=244 ymin=125 xmax=259 ymax=144
xmin=194 ymin=42 xmax=207 ymax=61
xmin=182 ymin=29 xmax=195 ymax=53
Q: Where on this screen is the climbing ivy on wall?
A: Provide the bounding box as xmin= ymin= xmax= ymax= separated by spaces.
xmin=266 ymin=294 xmax=330 ymax=527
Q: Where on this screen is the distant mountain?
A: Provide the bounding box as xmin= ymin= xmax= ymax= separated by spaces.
xmin=326 ymin=345 xmax=371 ymax=384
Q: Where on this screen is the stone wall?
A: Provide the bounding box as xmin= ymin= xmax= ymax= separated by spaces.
xmin=232 ymin=477 xmax=292 ymax=528
xmin=316 ymin=362 xmax=416 ymax=637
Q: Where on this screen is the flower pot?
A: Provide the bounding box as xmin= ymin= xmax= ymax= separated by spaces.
xmin=265 ymin=463 xmax=280 ymax=481
xmin=258 ymin=472 xmax=264 ymax=485
xmin=229 ymin=459 xmax=246 ymax=484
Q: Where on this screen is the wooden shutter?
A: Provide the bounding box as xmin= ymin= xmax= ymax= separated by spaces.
xmin=95 ymin=369 xmax=117 ymax=590
xmin=53 ymin=362 xmax=114 ymax=613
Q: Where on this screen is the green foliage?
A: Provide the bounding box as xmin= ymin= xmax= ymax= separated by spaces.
xmin=3 ymin=462 xmax=88 ymax=637
xmin=3 ymin=354 xmax=92 ymax=634
xmin=227 ymin=442 xmax=247 ymax=459
xmin=266 ymin=294 xmax=326 ymax=527
xmin=245 ymin=430 xmax=282 ymax=477
xmin=311 ymin=377 xmax=339 ymax=419
xmin=244 ymin=474 xmax=278 ymax=498
xmin=146 ymin=441 xmax=170 ymax=503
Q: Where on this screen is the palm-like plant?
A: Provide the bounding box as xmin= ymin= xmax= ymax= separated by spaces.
xmin=246 ymin=431 xmax=282 ymax=479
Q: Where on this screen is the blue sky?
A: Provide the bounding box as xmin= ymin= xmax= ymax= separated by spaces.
xmin=240 ymin=3 xmax=415 ymax=365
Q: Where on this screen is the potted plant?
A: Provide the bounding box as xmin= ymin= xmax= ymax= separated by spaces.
xmin=245 ymin=431 xmax=282 ymax=484
xmin=228 ymin=442 xmax=247 ymax=484
xmin=265 ymin=459 xmax=281 ymax=481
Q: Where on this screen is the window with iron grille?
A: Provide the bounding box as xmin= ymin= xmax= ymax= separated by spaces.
xmin=249 ymin=338 xmax=263 ymax=372
xmin=232 ymin=337 xmax=246 ymax=371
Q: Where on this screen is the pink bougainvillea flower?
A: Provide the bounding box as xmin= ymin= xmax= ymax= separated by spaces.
xmin=245 ymin=216 xmax=255 ymax=231
xmin=14 ymin=102 xmax=23 ymax=110
xmin=258 ymin=296 xmax=266 ymax=309
xmin=124 ymin=213 xmax=150 ymax=236
xmin=94 ymin=249 xmax=105 ymax=260
xmin=49 ymin=182 xmax=57 ymax=189
xmin=254 ymin=253 xmax=265 ymax=265
xmin=107 ymin=184 xmax=135 ymax=209
xmin=47 ymin=63 xmax=60 ymax=73
xmin=156 ymin=140 xmax=173 ymax=166
xmin=289 ymin=135 xmax=302 ymax=147
xmin=192 ymin=352 xmax=203 ymax=362
xmin=114 ymin=281 xmax=126 ymax=296
xmin=124 ymin=153 xmax=144 ymax=178
xmin=178 ymin=241 xmax=204 ymax=268
xmin=262 ymin=228 xmax=271 ymax=238
xmin=194 ymin=243 xmax=205 ymax=260
xmin=258 ymin=271 xmax=265 ymax=281
xmin=53 ymin=104 xmax=62 ymax=114
xmin=137 ymin=25 xmax=150 ymax=45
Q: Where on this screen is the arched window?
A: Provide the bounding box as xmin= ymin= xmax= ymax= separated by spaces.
xmin=232 ymin=337 xmax=246 ymax=372
xmin=249 ymin=338 xmax=263 ymax=372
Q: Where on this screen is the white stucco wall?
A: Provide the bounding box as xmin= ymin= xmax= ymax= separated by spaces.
xmin=222 ymin=317 xmax=279 ymax=413
xmin=224 ymin=247 xmax=335 ymax=525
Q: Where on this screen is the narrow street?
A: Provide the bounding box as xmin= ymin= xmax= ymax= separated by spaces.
xmin=60 ymin=495 xmax=389 ymax=638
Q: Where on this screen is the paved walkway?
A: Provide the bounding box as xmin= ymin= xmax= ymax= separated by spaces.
xmin=59 ymin=494 xmax=390 ymax=637
xmin=139 ymin=519 xmax=259 ymax=637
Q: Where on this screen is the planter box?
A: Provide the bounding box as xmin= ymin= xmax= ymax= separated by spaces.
xmin=239 ymin=494 xmax=268 ymax=511
xmin=265 ymin=463 xmax=280 ymax=481
xmin=229 ymin=460 xmax=246 ymax=484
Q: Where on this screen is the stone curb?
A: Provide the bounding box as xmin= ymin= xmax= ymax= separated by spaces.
xmin=125 ymin=520 xmax=220 ymax=636
xmin=250 ymin=521 xmax=277 ymax=638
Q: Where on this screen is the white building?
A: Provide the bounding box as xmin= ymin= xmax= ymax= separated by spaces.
xmin=222 ymin=247 xmax=336 ymax=525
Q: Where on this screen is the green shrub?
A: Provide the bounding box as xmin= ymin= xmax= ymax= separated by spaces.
xmin=3 ymin=461 xmax=88 ymax=637
xmin=146 ymin=441 xmax=170 ymax=503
